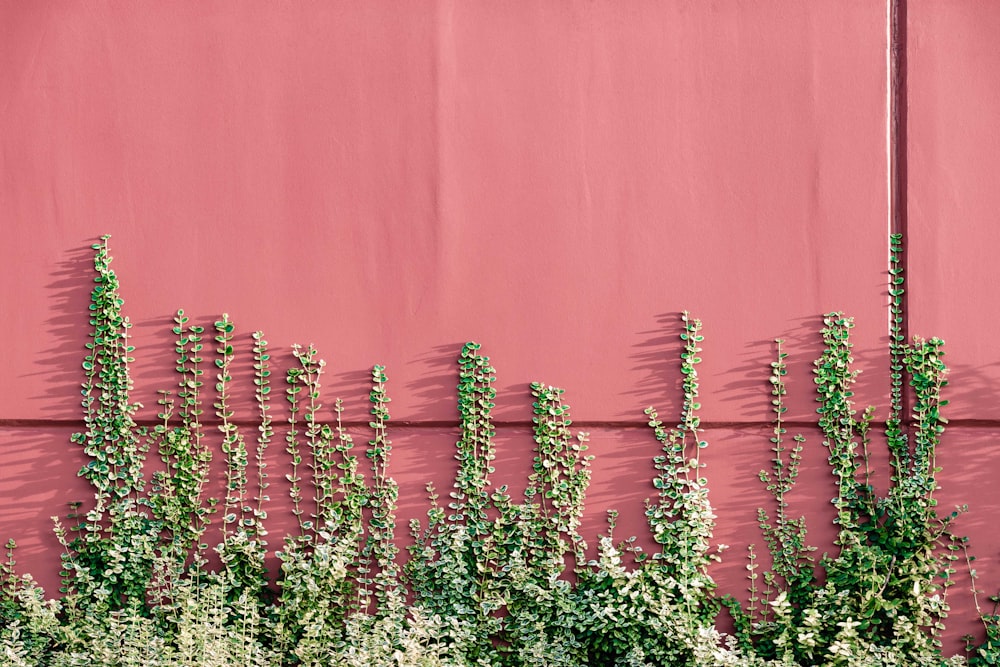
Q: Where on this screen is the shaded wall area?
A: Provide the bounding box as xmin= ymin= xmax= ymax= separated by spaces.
xmin=1 ymin=0 xmax=998 ymax=653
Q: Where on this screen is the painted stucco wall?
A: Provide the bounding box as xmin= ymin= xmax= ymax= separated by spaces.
xmin=2 ymin=1 xmax=998 ymax=651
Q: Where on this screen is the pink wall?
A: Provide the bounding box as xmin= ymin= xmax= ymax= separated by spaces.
xmin=1 ymin=1 xmax=998 ymax=652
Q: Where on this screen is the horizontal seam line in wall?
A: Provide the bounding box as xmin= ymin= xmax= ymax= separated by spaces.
xmin=0 ymin=419 xmax=992 ymax=429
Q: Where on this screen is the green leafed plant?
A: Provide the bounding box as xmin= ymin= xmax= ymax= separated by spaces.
xmin=0 ymin=235 xmax=984 ymax=666
xmin=731 ymin=233 xmax=969 ymax=666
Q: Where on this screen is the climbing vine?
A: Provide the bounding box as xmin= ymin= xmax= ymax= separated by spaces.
xmin=0 ymin=236 xmax=984 ymax=666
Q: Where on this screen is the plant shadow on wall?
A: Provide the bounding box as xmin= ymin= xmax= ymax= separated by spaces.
xmin=405 ymin=342 xmax=475 ymax=422
xmin=0 ymin=233 xmax=996 ymax=666
xmin=24 ymin=244 xmax=94 ymax=417
xmin=627 ymin=312 xmax=686 ymax=420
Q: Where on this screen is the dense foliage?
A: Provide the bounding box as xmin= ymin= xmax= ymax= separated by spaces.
xmin=0 ymin=236 xmax=990 ymax=665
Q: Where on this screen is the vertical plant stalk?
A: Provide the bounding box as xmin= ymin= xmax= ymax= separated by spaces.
xmin=405 ymin=342 xmax=509 ymax=661
xmin=163 ymin=311 xmax=213 ymax=570
xmin=745 ymin=543 xmax=760 ymax=623
xmin=814 ymin=312 xmax=866 ymax=543
xmin=365 ymin=365 xmax=401 ymax=613
xmin=209 ymin=316 xmax=269 ymax=615
xmin=286 ymin=348 xmax=307 ymax=536
xmin=290 ymin=344 xmax=333 ymax=539
xmin=72 ymin=236 xmax=145 ymax=512
xmin=251 ymin=331 xmax=272 ymax=541
xmin=454 ymin=343 xmax=499 ymax=535
xmin=756 ymin=340 xmax=811 ymax=612
xmin=63 ymin=235 xmax=153 ymax=612
xmin=214 ymin=314 xmax=249 ymax=543
xmin=643 ymin=312 xmax=719 ymax=635
xmin=171 ymin=312 xmax=213 ymax=568
xmin=333 ymin=397 xmax=365 ymax=560
xmin=527 ymin=382 xmax=592 ymax=570
xmin=887 ymin=232 xmax=910 ymax=479
xmin=455 ymin=343 xmax=508 ymax=623
xmin=644 ymin=313 xmax=712 ymax=569
xmin=174 ymin=310 xmax=206 ymax=452
xmin=145 ymin=312 xmax=215 ymax=605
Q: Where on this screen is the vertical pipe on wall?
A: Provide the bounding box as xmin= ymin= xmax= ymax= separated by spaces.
xmin=888 ymin=0 xmax=910 ymax=416
xmin=888 ymin=0 xmax=907 ymax=319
